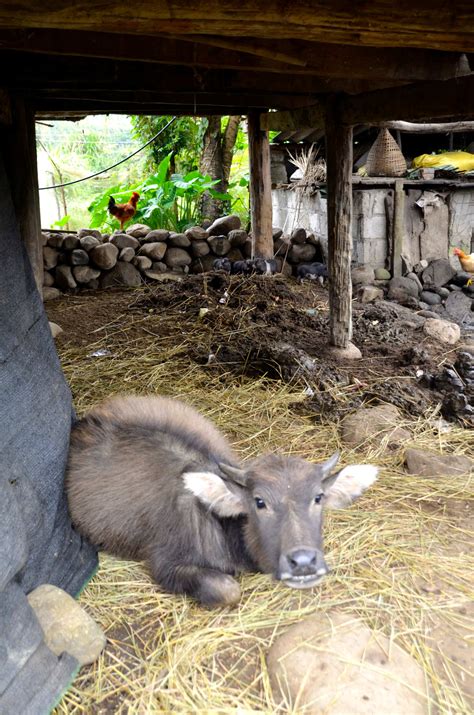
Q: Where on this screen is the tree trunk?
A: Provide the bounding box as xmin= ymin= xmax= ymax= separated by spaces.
xmin=199 ymin=115 xmax=240 ymax=220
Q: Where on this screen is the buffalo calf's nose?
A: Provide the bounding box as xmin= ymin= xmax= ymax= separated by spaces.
xmin=288 ymin=549 xmax=318 ymax=570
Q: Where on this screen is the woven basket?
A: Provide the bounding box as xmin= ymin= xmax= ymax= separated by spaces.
xmin=366 ymin=129 xmax=407 ymax=177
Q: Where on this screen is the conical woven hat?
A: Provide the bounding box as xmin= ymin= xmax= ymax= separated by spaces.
xmin=366 ymin=129 xmax=407 ymax=177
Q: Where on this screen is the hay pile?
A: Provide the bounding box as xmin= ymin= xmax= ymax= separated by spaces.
xmin=50 ymin=285 xmax=473 ymax=714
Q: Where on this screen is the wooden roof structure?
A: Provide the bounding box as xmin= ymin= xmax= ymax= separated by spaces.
xmin=1 ymin=1 xmax=474 ymax=349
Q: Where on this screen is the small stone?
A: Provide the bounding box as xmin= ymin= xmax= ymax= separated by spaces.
xmin=191 ymin=240 xmax=210 ymax=258
xmin=421 ymin=259 xmax=456 ymax=288
xmin=70 ymin=249 xmax=89 ymax=266
xmin=341 ymin=404 xmax=411 ymax=448
xmin=141 ymin=229 xmax=170 ymax=243
xmin=101 ymin=262 xmax=142 ymax=288
xmin=119 ymin=247 xmax=135 ymax=262
xmin=420 ymin=290 xmax=442 ymax=305
xmin=414 ymin=259 xmax=429 ymax=274
xmin=406 ymin=272 xmax=423 ymax=292
xmin=47 ymin=233 xmax=64 ymax=249
xmin=43 ymin=246 xmax=59 ymax=270
xmin=418 ymin=309 xmax=440 ymax=319
xmin=290 ymin=227 xmax=306 ymax=244
xmin=90 ymin=243 xmax=119 ymax=270
xmin=151 ymin=261 xmax=167 ymax=272
xmin=267 ymin=611 xmax=428 ymax=715
xmin=207 ymin=214 xmax=241 ymax=236
xmin=288 ymin=243 xmax=316 ymax=263
xmin=49 ymin=322 xmax=63 ymax=339
xmin=138 ymin=242 xmax=167 ymax=261
xmin=374 ymin=267 xmax=391 ymax=280
xmin=169 ymin=232 xmax=191 ymax=248
xmin=62 ymin=234 xmax=80 ymax=251
xmin=228 ymin=229 xmax=248 ymax=247
xmin=110 ymin=233 xmax=140 ymax=250
xmin=83 ymin=278 xmax=100 ymax=291
xmin=80 ymin=235 xmax=101 ymax=252
xmin=185 ymin=226 xmax=208 ymax=241
xmin=357 ymin=285 xmax=384 ymax=303
xmin=73 ymin=265 xmax=101 ymax=284
xmin=27 ymin=584 xmax=106 ymax=666
xmin=328 ymin=342 xmax=362 ymax=360
xmin=445 ymin=291 xmax=474 ymax=325
xmin=132 ymin=255 xmax=152 ymax=272
xmin=41 ymin=232 xmax=50 ymax=246
xmin=43 ymin=271 xmax=55 ymax=287
xmin=227 ymin=248 xmax=244 ymax=262
xmin=388 ymin=276 xmax=420 ymax=304
xmin=164 ymin=247 xmax=192 ymax=267
xmin=434 ymin=286 xmax=450 ymax=299
xmin=43 ymin=287 xmax=61 ymax=301
xmin=143 ymin=270 xmax=183 ymax=282
xmin=125 ymin=223 xmax=151 ymax=239
xmin=55 ymin=265 xmax=77 ymax=291
xmin=208 ymin=236 xmax=231 ymax=256
xmin=423 ymin=318 xmax=460 ymax=345
xmin=405 ymin=448 xmax=472 ymax=477
xmin=352 ymin=266 xmax=375 ymax=286
xmin=78 ymin=228 xmax=102 ymax=241
xmin=274 ymin=236 xmax=291 ymax=255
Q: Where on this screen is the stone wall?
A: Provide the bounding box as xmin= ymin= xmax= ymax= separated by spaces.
xmin=272 ymin=185 xmax=474 ymax=270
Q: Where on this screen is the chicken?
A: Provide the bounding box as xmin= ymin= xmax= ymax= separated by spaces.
xmin=453 ymin=247 xmax=474 ymax=285
xmin=108 ymin=192 xmax=140 ymax=231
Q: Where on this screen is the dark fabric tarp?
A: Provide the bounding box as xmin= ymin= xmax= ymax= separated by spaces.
xmin=0 ymin=155 xmax=97 ymax=714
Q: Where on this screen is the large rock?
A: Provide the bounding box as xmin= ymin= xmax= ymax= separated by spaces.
xmin=70 ymin=249 xmax=89 ymax=266
xmin=422 ymin=258 xmax=456 ymax=288
xmin=341 ymin=404 xmax=411 ymax=448
xmin=78 ymin=228 xmax=102 ymax=241
xmin=423 ymin=318 xmax=460 ymax=345
xmin=267 ymin=611 xmax=427 ymax=715
xmin=444 ymin=291 xmax=474 ymax=325
xmin=80 ymin=235 xmax=101 ymax=252
xmin=42 ymin=287 xmax=61 ymax=301
xmin=374 ymin=267 xmax=391 ymax=280
xmin=43 ymin=246 xmax=59 ymax=269
xmin=54 ymin=265 xmax=77 ymax=291
xmin=357 ymin=285 xmax=384 ymax=303
xmin=164 ymin=247 xmax=192 ymax=267
xmin=28 ymin=584 xmax=106 ymax=666
xmin=90 ymin=243 xmax=119 ymax=270
xmin=288 ymin=243 xmax=316 ymax=263
xmin=43 ymin=271 xmax=55 ymax=287
xmin=352 ymin=266 xmax=375 ymax=286
xmin=185 ymin=226 xmax=208 ymax=241
xmin=119 ymin=247 xmax=135 ymax=262
xmin=190 ymin=240 xmax=210 ymax=258
xmin=47 ymin=233 xmax=64 ymax=249
xmin=101 ymin=262 xmax=142 ymax=288
xmin=62 ymin=234 xmax=80 ymax=251
xmin=138 ymin=242 xmax=167 ymax=261
xmin=290 ymin=227 xmax=306 ymax=244
xmin=73 ymin=265 xmax=101 ymax=284
xmin=110 ymin=233 xmax=140 ymax=250
xmin=207 ymin=214 xmax=241 ymax=236
xmin=208 ymin=236 xmax=231 ymax=256
xmin=420 ymin=290 xmax=442 ymax=306
xmin=125 ymin=223 xmax=151 ymax=239
xmin=388 ymin=276 xmax=420 ymax=304
xmin=405 ymin=448 xmax=472 ymax=477
xmin=132 ymin=255 xmax=152 ymax=272
xmin=141 ymin=229 xmax=170 ymax=243
xmin=169 ymin=232 xmax=191 ymax=248
xmin=228 ymin=229 xmax=248 ymax=247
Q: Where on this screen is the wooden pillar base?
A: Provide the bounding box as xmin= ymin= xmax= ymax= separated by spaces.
xmin=248 ymin=111 xmax=273 ymax=259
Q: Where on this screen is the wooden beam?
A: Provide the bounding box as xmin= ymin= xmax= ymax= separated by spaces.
xmin=248 ymin=111 xmax=273 ymax=259
xmin=392 ymin=180 xmax=405 ymax=278
xmin=0 ymin=1 xmax=473 ymax=52
xmin=3 ymin=97 xmax=43 ymax=292
xmin=382 ymin=120 xmax=474 ymax=133
xmin=0 ymin=88 xmax=11 ymax=124
xmin=325 ymin=97 xmax=353 ymax=349
xmin=262 ymin=105 xmax=325 ymax=132
xmin=0 ymin=30 xmax=469 ymax=81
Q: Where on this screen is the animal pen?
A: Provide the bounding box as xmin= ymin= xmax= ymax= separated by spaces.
xmin=0 ymin=2 xmax=473 ymax=713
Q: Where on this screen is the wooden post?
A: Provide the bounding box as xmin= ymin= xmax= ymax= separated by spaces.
xmin=392 ymin=180 xmax=405 ymax=277
xmin=248 ymin=111 xmax=273 ymax=259
xmin=3 ymin=96 xmax=43 ymax=293
xmin=325 ymin=98 xmax=353 ymax=349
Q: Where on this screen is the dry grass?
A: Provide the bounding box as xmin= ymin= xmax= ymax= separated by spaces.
xmin=51 ymin=290 xmax=473 ymax=714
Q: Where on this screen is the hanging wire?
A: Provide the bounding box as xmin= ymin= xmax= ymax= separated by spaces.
xmin=38 ymin=116 xmax=177 ymax=190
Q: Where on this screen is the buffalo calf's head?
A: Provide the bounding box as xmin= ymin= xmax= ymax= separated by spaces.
xmin=183 ymin=452 xmax=378 ymax=589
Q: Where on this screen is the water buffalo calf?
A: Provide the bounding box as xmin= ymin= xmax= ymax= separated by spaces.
xmin=66 ymin=395 xmax=377 ymax=606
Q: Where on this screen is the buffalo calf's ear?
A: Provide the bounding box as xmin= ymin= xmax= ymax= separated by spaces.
xmin=323 ymin=465 xmax=378 ymax=509
xmin=182 ymin=471 xmax=247 ymax=517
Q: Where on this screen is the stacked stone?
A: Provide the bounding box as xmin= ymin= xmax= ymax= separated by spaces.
xmin=41 ymin=215 xmax=327 ymax=298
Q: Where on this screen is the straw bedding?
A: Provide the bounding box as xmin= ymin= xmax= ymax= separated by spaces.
xmin=47 ymin=279 xmax=473 ymax=714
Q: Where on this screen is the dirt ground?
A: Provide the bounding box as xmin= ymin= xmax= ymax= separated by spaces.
xmin=47 ymin=276 xmax=473 ymax=714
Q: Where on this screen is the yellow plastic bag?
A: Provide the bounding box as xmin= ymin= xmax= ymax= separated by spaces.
xmin=412 ymin=151 xmax=474 ymax=172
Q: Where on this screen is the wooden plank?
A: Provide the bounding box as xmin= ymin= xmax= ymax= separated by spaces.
xmin=3 ymin=97 xmax=43 ymax=292
xmin=248 ymin=111 xmax=273 ymax=259
xmin=392 ymin=180 xmax=405 ymax=278
xmin=382 ymin=120 xmax=474 ymax=133
xmin=325 ymin=98 xmax=353 ymax=349
xmin=0 ymin=30 xmax=469 ymax=81
xmin=0 ymin=1 xmax=473 ymax=52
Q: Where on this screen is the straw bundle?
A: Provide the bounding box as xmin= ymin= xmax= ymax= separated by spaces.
xmin=366 ymin=128 xmax=407 ymax=177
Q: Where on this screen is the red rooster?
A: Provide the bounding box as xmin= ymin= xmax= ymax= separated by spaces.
xmin=108 ymin=192 xmax=140 ymax=231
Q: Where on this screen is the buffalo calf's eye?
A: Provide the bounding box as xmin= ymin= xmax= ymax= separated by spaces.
xmin=314 ymin=493 xmax=324 ymax=504
xmin=255 ymin=497 xmax=266 ymax=510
